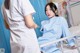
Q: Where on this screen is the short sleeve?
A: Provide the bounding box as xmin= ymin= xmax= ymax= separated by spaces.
xmin=21 ymin=0 xmax=35 ymax=16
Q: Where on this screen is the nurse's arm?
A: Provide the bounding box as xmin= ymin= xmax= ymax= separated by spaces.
xmin=4 ymin=20 xmax=10 ymax=30
xmin=24 ymin=14 xmax=38 ymax=29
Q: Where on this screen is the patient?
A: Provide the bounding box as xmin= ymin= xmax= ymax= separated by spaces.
xmin=38 ymin=2 xmax=76 ymax=53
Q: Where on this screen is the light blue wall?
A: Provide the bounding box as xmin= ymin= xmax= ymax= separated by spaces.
xmin=30 ymin=0 xmax=48 ymax=38
xmin=0 ymin=0 xmax=11 ymax=53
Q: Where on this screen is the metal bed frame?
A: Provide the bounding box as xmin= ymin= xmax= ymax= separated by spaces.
xmin=40 ymin=30 xmax=80 ymax=53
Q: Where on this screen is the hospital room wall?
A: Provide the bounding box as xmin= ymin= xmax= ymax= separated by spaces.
xmin=30 ymin=0 xmax=48 ymax=37
xmin=69 ymin=1 xmax=80 ymax=26
xmin=48 ymin=0 xmax=80 ymax=27
xmin=0 ymin=0 xmax=11 ymax=53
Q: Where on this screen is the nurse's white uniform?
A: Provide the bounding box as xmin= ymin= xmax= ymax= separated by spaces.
xmin=2 ymin=0 xmax=41 ymax=53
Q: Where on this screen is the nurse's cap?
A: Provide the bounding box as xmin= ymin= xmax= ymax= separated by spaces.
xmin=53 ymin=2 xmax=58 ymax=9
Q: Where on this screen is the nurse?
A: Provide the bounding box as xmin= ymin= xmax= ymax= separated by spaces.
xmin=38 ymin=2 xmax=76 ymax=53
xmin=2 ymin=0 xmax=41 ymax=53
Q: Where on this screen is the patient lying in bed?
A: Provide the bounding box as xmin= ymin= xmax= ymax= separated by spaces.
xmin=38 ymin=16 xmax=76 ymax=53
xmin=38 ymin=2 xmax=76 ymax=53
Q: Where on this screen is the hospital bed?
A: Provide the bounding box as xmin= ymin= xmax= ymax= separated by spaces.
xmin=40 ymin=1 xmax=80 ymax=53
xmin=40 ymin=24 xmax=80 ymax=53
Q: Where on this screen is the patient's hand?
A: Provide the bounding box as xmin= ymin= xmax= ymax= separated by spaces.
xmin=70 ymin=45 xmax=77 ymax=49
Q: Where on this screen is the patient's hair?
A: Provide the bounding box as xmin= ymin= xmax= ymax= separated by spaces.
xmin=45 ymin=2 xmax=59 ymax=16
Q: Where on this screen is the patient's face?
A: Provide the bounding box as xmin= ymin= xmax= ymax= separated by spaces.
xmin=46 ymin=5 xmax=55 ymax=18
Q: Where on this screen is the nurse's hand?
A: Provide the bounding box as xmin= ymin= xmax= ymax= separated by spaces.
xmin=4 ymin=20 xmax=10 ymax=30
xmin=34 ymin=24 xmax=38 ymax=29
